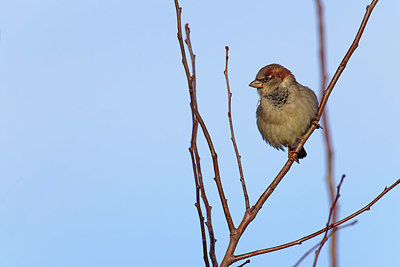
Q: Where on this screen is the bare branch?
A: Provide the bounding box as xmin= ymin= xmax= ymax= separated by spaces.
xmin=192 ymin=107 xmax=236 ymax=233
xmin=174 ymin=0 xmax=191 ymax=87
xmin=174 ymin=0 xmax=216 ymax=265
xmin=314 ymin=0 xmax=337 ymax=264
xmin=233 ymin=179 xmax=400 ymax=262
xmin=191 ymin=148 xmax=211 ymax=267
xmin=290 ymin=0 xmax=380 ymax=161
xmin=316 ymin=0 xmax=379 ymax=120
xmin=181 ymin=15 xmax=236 ymax=236
xmin=293 ymin=221 xmax=357 ymax=267
xmin=194 ymin=143 xmax=217 ymax=266
xmin=313 ymin=175 xmax=346 ymax=266
xmin=224 ymin=46 xmax=250 ymax=211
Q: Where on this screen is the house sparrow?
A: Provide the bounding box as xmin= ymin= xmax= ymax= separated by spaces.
xmin=249 ymin=64 xmax=319 ymax=162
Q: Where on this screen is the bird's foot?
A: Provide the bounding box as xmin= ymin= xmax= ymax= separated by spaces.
xmin=288 ymin=148 xmax=300 ymax=164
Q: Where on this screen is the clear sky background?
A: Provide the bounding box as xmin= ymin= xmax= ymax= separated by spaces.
xmin=0 ymin=0 xmax=399 ymax=266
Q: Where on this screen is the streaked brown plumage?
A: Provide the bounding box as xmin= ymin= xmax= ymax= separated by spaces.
xmin=249 ymin=64 xmax=318 ymax=161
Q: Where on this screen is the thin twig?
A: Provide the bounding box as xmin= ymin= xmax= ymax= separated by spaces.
xmin=314 ymin=0 xmax=337 ymax=265
xmin=290 ymin=0 xmax=380 ymax=161
xmin=192 ymin=107 xmax=236 ymax=233
xmin=182 ymin=12 xmax=212 ymax=267
xmin=316 ymin=0 xmax=379 ymax=121
xmin=224 ymin=46 xmax=250 ymax=210
xmin=233 ymin=179 xmax=400 ymax=262
xmin=183 ymin=22 xmax=235 ymax=236
xmin=313 ymin=175 xmax=345 ymax=267
xmin=194 ymin=145 xmax=217 ymax=266
xmin=293 ymin=221 xmax=357 ymax=267
xmin=191 ymin=146 xmax=210 ymax=267
xmin=174 ymin=1 xmax=215 ymax=265
xmin=174 ymin=1 xmax=191 ymax=86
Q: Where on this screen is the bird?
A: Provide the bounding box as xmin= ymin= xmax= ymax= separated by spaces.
xmin=249 ymin=64 xmax=319 ymax=162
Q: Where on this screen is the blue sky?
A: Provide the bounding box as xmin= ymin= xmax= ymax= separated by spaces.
xmin=0 ymin=0 xmax=399 ymax=266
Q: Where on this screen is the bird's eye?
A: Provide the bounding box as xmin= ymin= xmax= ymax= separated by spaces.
xmin=259 ymin=76 xmax=272 ymax=83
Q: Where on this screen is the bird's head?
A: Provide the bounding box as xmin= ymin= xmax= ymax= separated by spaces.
xmin=249 ymin=64 xmax=295 ymax=96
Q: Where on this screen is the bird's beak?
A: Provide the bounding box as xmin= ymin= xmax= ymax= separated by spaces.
xmin=249 ymin=80 xmax=263 ymax=88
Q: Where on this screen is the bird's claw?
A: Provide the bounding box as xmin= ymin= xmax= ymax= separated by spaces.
xmin=312 ymin=120 xmax=322 ymax=129
xmin=288 ymin=148 xmax=300 ymax=164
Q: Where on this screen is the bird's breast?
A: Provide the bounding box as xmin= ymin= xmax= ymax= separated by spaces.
xmin=256 ymin=90 xmax=317 ymax=148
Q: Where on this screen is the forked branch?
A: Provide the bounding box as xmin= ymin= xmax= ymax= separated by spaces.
xmin=175 ymin=1 xmax=216 ymax=265
xmin=293 ymin=221 xmax=357 ymax=267
xmin=233 ymin=179 xmax=400 ymax=262
xmin=313 ymin=175 xmax=346 ymax=266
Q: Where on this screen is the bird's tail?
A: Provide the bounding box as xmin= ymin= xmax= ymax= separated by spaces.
xmin=297 ymin=147 xmax=307 ymax=159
